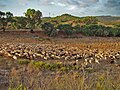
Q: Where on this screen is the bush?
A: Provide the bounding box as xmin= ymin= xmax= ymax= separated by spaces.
xmin=41 ymin=22 xmax=58 ymax=37
xmin=57 ymin=24 xmax=74 ymax=36
xmin=32 ymin=61 xmax=45 ymax=69
xmin=80 ymin=24 xmax=120 ymax=37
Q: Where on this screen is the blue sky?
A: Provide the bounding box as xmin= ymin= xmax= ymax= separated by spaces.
xmin=0 ymin=0 xmax=120 ymax=17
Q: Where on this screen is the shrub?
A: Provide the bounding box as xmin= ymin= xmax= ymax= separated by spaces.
xmin=18 ymin=59 xmax=30 ymax=65
xmin=32 ymin=61 xmax=45 ymax=69
xmin=57 ymin=24 xmax=74 ymax=36
xmin=41 ymin=22 xmax=58 ymax=37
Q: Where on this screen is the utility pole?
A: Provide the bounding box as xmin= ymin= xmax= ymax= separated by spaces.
xmin=49 ymin=12 xmax=51 ymax=17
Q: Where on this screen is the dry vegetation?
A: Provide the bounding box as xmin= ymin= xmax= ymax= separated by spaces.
xmin=0 ymin=31 xmax=120 ymax=90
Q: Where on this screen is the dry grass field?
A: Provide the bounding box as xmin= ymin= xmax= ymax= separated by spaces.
xmin=0 ymin=31 xmax=120 ymax=90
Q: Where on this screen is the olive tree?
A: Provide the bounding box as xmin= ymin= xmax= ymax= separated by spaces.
xmin=25 ymin=8 xmax=42 ymax=32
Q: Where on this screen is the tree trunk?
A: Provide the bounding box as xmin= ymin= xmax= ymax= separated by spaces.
xmin=2 ymin=27 xmax=5 ymax=32
xmin=30 ymin=29 xmax=34 ymax=33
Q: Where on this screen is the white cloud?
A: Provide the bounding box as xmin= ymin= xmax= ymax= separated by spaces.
xmin=18 ymin=0 xmax=29 ymax=5
xmin=57 ymin=3 xmax=66 ymax=7
xmin=49 ymin=2 xmax=66 ymax=7
xmin=50 ymin=2 xmax=55 ymax=5
xmin=68 ymin=5 xmax=77 ymax=10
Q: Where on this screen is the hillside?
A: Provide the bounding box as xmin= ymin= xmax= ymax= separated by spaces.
xmin=96 ymin=16 xmax=120 ymax=26
xmin=96 ymin=16 xmax=120 ymax=22
xmin=42 ymin=14 xmax=83 ymax=26
xmin=42 ymin=14 xmax=120 ymax=27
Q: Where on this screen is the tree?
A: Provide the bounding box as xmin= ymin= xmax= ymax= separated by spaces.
xmin=41 ymin=22 xmax=58 ymax=37
xmin=6 ymin=12 xmax=13 ymax=30
xmin=0 ymin=11 xmax=13 ymax=31
xmin=0 ymin=11 xmax=6 ymax=31
xmin=0 ymin=11 xmax=5 ymax=18
xmin=6 ymin=12 xmax=13 ymax=19
xmin=12 ymin=16 xmax=27 ymax=29
xmin=25 ymin=8 xmax=42 ymax=32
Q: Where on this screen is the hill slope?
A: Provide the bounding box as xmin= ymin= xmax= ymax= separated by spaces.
xmin=42 ymin=14 xmax=120 ymax=27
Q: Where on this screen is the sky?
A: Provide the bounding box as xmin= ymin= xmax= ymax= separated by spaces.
xmin=0 ymin=0 xmax=120 ymax=17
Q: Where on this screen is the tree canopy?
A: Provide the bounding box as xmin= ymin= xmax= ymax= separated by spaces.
xmin=0 ymin=11 xmax=13 ymax=31
xmin=25 ymin=8 xmax=42 ymax=32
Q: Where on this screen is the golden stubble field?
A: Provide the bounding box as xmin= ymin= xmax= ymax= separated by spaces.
xmin=0 ymin=31 xmax=120 ymax=90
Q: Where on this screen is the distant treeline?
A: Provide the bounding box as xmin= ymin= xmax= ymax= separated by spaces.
xmin=0 ymin=9 xmax=120 ymax=37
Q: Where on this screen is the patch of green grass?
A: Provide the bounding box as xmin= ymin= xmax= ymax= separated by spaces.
xmin=18 ymin=59 xmax=30 ymax=65
xmin=32 ymin=61 xmax=46 ymax=69
xmin=8 ymin=84 xmax=27 ymax=90
xmin=19 ymin=60 xmax=82 ymax=71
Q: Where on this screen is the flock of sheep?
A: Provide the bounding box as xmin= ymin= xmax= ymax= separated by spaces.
xmin=0 ymin=43 xmax=120 ymax=68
